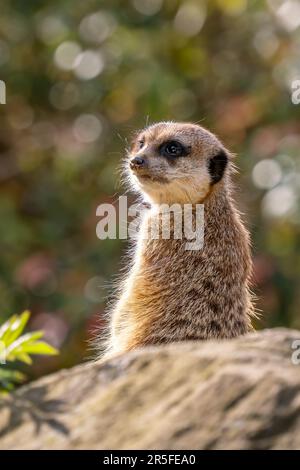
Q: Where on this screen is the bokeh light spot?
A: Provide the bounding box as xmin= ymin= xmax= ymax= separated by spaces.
xmin=174 ymin=2 xmax=206 ymax=37
xmin=132 ymin=0 xmax=163 ymax=16
xmin=84 ymin=276 xmax=105 ymax=303
xmin=252 ymin=159 xmax=282 ymax=189
xmin=262 ymin=185 xmax=297 ymax=218
xmin=74 ymin=50 xmax=104 ymax=80
xmin=49 ymin=82 xmax=80 ymax=110
xmin=54 ymin=41 xmax=82 ymax=71
xmin=79 ymin=11 xmax=116 ymax=43
xmin=36 ymin=16 xmax=68 ymax=44
xmin=73 ymin=114 xmax=103 ymax=143
xmin=217 ymin=0 xmax=248 ymax=15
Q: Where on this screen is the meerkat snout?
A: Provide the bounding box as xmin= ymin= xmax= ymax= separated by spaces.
xmin=127 ymin=121 xmax=230 ymax=205
xmin=130 ymin=156 xmax=147 ymax=169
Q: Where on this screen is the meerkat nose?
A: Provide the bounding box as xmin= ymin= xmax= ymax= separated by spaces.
xmin=130 ymin=156 xmax=147 ymax=169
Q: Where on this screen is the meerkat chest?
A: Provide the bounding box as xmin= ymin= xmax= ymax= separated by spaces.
xmin=139 ymin=238 xmax=208 ymax=289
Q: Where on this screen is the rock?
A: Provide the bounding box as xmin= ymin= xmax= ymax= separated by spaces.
xmin=0 ymin=328 xmax=300 ymax=450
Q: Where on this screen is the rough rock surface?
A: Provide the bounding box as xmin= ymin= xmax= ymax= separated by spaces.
xmin=0 ymin=328 xmax=300 ymax=450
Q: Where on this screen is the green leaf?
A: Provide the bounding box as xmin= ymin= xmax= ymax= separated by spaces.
xmin=0 ymin=368 xmax=26 ymax=382
xmin=0 ymin=368 xmax=26 ymax=392
xmin=0 ymin=311 xmax=60 ymax=393
xmin=2 ymin=311 xmax=30 ymax=346
xmin=13 ymin=352 xmax=33 ymax=365
xmin=21 ymin=341 xmax=59 ymax=356
xmin=5 ymin=331 xmax=44 ymax=360
xmin=0 ymin=315 xmax=18 ymax=343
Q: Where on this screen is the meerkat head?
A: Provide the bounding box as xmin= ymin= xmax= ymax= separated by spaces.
xmin=126 ymin=121 xmax=231 ymax=205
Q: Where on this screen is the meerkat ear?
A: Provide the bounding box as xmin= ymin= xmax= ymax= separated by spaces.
xmin=208 ymin=149 xmax=228 ymax=184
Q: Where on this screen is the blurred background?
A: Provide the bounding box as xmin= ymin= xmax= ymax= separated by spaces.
xmin=0 ymin=0 xmax=299 ymax=380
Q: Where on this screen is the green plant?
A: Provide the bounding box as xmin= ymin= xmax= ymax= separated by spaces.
xmin=0 ymin=311 xmax=58 ymax=392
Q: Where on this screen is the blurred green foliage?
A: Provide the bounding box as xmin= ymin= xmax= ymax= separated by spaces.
xmin=0 ymin=311 xmax=58 ymax=391
xmin=0 ymin=0 xmax=299 ymax=379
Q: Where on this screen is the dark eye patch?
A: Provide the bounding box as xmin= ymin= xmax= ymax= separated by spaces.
xmin=159 ymin=140 xmax=189 ymax=159
xmin=137 ymin=139 xmax=145 ymax=149
xmin=208 ymin=149 xmax=228 ymax=184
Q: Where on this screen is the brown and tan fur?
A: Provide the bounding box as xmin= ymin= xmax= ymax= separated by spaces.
xmin=104 ymin=122 xmax=254 ymax=357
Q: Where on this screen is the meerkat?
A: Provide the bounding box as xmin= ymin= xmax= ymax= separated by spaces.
xmin=103 ymin=121 xmax=254 ymax=358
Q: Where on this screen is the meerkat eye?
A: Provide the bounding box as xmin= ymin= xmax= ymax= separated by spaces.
xmin=138 ymin=139 xmax=145 ymax=149
xmin=160 ymin=140 xmax=187 ymax=158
